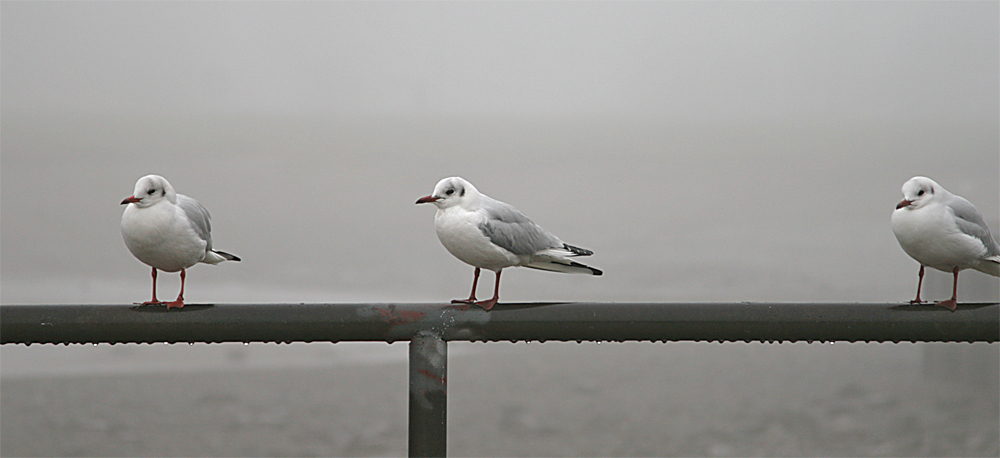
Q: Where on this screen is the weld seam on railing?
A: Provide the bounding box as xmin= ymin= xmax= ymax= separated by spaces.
xmin=1 ymin=302 xmax=997 ymax=345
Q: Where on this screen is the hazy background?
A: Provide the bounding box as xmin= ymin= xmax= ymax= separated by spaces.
xmin=1 ymin=2 xmax=998 ymax=457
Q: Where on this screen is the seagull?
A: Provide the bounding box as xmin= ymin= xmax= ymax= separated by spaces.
xmin=121 ymin=175 xmax=240 ymax=309
xmin=416 ymin=176 xmax=602 ymax=310
xmin=891 ymin=176 xmax=999 ymax=310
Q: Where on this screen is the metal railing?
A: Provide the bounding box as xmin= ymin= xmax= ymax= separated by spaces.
xmin=2 ymin=302 xmax=998 ymax=457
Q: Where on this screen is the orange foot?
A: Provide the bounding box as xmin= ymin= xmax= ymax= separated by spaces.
xmin=165 ymin=300 xmax=186 ymax=309
xmin=935 ymin=299 xmax=957 ymax=311
xmin=474 ymin=298 xmax=498 ymax=311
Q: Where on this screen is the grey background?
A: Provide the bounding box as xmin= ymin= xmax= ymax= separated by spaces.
xmin=2 ymin=2 xmax=997 ymax=456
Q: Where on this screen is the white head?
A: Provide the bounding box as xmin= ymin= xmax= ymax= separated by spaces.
xmin=415 ymin=176 xmax=480 ymax=209
xmin=121 ymin=174 xmax=178 ymax=208
xmin=896 ymin=176 xmax=944 ymax=211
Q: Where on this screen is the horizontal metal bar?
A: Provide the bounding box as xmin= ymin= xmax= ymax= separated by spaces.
xmin=2 ymin=302 xmax=996 ymax=345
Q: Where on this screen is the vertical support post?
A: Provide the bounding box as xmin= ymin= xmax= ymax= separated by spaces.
xmin=409 ymin=331 xmax=447 ymax=457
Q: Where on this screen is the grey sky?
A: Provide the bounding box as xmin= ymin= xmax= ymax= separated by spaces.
xmin=3 ymin=1 xmax=997 ymax=122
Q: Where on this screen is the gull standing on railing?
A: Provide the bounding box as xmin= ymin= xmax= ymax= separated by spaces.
xmin=417 ymin=176 xmax=601 ymax=310
xmin=121 ymin=174 xmax=240 ymax=309
xmin=892 ymin=176 xmax=1000 ymax=310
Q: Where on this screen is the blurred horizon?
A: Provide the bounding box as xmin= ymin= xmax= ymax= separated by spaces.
xmin=1 ymin=2 xmax=997 ymax=456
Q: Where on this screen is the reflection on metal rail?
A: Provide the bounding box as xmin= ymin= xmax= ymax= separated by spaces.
xmin=2 ymin=302 xmax=998 ymax=456
xmin=2 ymin=302 xmax=997 ymax=345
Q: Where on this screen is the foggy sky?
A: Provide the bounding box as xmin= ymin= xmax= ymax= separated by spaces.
xmin=3 ymin=1 xmax=998 ymax=123
xmin=2 ymin=1 xmax=998 ymax=306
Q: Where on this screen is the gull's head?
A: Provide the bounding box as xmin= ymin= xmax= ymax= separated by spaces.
xmin=896 ymin=176 xmax=940 ymax=211
xmin=415 ymin=176 xmax=478 ymax=209
xmin=121 ymin=174 xmax=177 ymax=207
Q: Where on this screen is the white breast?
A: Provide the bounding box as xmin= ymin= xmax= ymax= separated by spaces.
xmin=121 ymin=202 xmax=208 ymax=272
xmin=892 ymin=203 xmax=988 ymax=272
xmin=434 ymin=206 xmax=520 ymax=271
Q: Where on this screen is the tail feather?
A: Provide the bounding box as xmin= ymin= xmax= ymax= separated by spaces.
xmin=211 ymin=250 xmax=241 ymax=262
xmin=977 ymin=256 xmax=999 ymax=277
xmin=526 ymin=259 xmax=602 ymax=276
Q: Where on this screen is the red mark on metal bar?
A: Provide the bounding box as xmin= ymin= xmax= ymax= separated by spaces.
xmin=377 ymin=305 xmax=427 ymax=326
xmin=417 ymin=368 xmax=447 ymax=385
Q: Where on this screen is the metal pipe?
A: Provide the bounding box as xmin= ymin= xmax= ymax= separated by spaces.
xmin=409 ymin=331 xmax=447 ymax=457
xmin=3 ymin=301 xmax=997 ymax=458
xmin=1 ymin=302 xmax=997 ymax=345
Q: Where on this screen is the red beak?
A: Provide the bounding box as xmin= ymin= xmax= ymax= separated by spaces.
xmin=896 ymin=199 xmax=912 ymax=210
xmin=121 ymin=196 xmax=141 ymax=205
xmin=416 ymin=195 xmax=440 ymax=204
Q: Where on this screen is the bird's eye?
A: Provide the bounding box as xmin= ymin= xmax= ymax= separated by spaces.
xmin=916 ymin=190 xmax=924 ymax=196
xmin=147 ymin=189 xmax=156 ymax=195
xmin=445 ymin=189 xmax=455 ymax=196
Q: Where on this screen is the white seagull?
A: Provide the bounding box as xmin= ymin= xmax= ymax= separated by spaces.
xmin=416 ymin=177 xmax=602 ymax=310
xmin=891 ymin=176 xmax=999 ymax=310
xmin=121 ymin=175 xmax=240 ymax=309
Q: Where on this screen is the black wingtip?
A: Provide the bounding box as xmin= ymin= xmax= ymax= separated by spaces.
xmin=214 ymin=250 xmax=241 ymax=262
xmin=563 ymin=243 xmax=594 ymax=257
xmin=566 ymin=260 xmax=602 ymax=276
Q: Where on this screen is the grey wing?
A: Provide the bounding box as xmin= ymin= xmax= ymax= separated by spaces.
xmin=478 ymin=197 xmax=562 ymax=256
xmin=177 ymin=194 xmax=214 ymax=251
xmin=948 ymin=195 xmax=1000 ymax=257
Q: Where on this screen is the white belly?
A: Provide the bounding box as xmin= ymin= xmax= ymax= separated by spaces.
xmin=122 ymin=204 xmax=207 ymax=272
xmin=892 ymin=206 xmax=987 ymax=273
xmin=434 ymin=208 xmax=520 ymax=271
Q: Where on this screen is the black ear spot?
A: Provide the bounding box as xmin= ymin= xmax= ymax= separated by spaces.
xmin=460 ymin=187 xmax=465 ymax=197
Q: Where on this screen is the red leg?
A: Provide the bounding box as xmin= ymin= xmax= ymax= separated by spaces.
xmin=452 ymin=267 xmax=480 ymax=304
xmin=909 ymin=265 xmax=925 ymax=304
xmin=138 ymin=267 xmax=161 ymax=305
xmin=166 ymin=269 xmax=186 ymax=309
xmin=475 ymin=269 xmax=501 ymax=311
xmin=936 ymin=267 xmax=958 ymax=311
